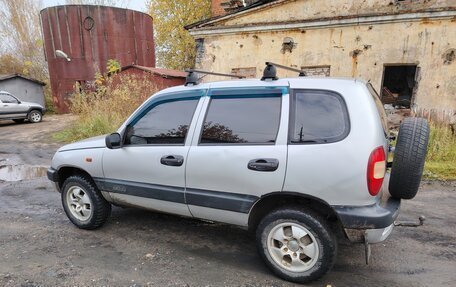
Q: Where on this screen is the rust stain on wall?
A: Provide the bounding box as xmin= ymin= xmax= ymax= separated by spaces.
xmin=443 ymin=49 xmax=456 ymax=65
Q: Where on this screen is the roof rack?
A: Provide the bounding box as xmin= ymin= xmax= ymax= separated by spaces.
xmin=261 ymin=62 xmax=306 ymax=81
xmin=184 ymin=69 xmax=245 ymax=86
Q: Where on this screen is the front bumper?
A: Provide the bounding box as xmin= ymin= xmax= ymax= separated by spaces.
xmin=333 ymin=194 xmax=401 ymax=243
xmin=47 ymin=167 xmax=61 ymax=192
xmin=47 ymin=167 xmax=59 ymax=182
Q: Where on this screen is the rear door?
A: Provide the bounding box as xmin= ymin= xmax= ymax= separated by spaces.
xmin=185 ymin=87 xmax=289 ymax=226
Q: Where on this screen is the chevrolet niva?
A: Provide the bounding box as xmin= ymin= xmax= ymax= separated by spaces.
xmin=48 ymin=65 xmax=429 ymax=283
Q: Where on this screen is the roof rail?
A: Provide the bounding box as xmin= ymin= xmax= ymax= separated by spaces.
xmin=184 ymin=69 xmax=245 ymax=86
xmin=261 ymin=62 xmax=306 ymax=81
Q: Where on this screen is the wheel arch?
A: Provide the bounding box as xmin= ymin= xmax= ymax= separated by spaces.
xmin=27 ymin=107 xmax=44 ymax=114
xmin=248 ymin=192 xmax=342 ymax=232
xmin=56 ymin=165 xmax=94 ymax=190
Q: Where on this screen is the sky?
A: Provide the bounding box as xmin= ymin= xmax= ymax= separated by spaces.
xmin=41 ymin=0 xmax=147 ymax=12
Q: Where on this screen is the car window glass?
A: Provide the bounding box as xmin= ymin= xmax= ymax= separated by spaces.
xmin=291 ymin=90 xmax=349 ymax=143
xmin=0 ymin=94 xmax=18 ymax=104
xmin=125 ymin=99 xmax=198 ymax=145
xmin=367 ymin=83 xmax=389 ymax=135
xmin=200 ymin=96 xmax=281 ymax=144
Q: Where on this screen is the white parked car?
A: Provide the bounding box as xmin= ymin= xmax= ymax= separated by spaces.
xmin=0 ymin=91 xmax=45 ymax=123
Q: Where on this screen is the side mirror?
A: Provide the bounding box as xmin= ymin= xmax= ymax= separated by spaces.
xmin=106 ymin=133 xmax=122 ymax=149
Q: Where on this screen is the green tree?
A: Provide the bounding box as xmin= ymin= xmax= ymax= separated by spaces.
xmin=148 ymin=0 xmax=211 ymax=70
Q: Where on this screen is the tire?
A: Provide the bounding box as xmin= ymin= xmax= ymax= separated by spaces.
xmin=389 ymin=117 xmax=430 ymax=200
xmin=28 ymin=110 xmax=42 ymax=123
xmin=13 ymin=119 xmax=25 ymax=123
xmin=61 ymin=175 xmax=111 ymax=229
xmin=256 ymin=207 xmax=337 ymax=283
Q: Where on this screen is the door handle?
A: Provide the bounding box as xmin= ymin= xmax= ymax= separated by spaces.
xmin=160 ymin=155 xmax=184 ymax=167
xmin=248 ymin=158 xmax=279 ymax=172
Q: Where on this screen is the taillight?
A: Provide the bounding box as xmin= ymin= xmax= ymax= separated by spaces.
xmin=367 ymin=146 xmax=386 ymax=196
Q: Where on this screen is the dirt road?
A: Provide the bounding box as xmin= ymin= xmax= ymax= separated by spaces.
xmin=0 ymin=116 xmax=455 ymax=286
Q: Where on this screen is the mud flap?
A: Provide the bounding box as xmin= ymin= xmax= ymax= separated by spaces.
xmin=364 ymin=236 xmax=371 ymax=265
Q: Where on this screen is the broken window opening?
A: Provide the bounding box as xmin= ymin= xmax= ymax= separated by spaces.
xmin=381 ymin=65 xmax=418 ymax=109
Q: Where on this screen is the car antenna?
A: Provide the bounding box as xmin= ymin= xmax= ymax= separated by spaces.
xmin=184 ymin=69 xmax=245 ymax=86
xmin=265 ymin=62 xmax=306 ymax=77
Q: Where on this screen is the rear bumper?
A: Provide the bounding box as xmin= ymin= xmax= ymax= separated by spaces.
xmin=333 ymin=194 xmax=400 ymax=229
xmin=333 ymin=194 xmax=400 ymax=243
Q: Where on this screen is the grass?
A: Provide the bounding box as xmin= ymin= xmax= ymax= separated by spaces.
xmin=389 ymin=121 xmax=456 ymax=180
xmin=53 ymin=74 xmax=158 ymax=143
xmin=423 ymin=122 xmax=456 ymax=180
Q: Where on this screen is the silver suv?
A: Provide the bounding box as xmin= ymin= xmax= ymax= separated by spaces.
xmin=47 ymin=68 xmax=429 ymax=283
xmin=0 ymin=91 xmax=45 ymax=123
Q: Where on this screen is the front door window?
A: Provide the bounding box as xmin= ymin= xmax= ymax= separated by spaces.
xmin=125 ymin=99 xmax=199 ymax=145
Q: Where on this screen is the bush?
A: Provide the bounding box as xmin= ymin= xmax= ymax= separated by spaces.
xmin=54 ymin=74 xmax=158 ymax=142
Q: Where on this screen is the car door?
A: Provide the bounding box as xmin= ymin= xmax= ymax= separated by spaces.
xmin=101 ymin=91 xmax=206 ymax=217
xmin=185 ymin=87 xmax=289 ymax=226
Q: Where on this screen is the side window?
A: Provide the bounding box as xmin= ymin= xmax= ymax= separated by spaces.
xmin=200 ymin=95 xmax=281 ymax=144
xmin=0 ymin=94 xmax=18 ymax=104
xmin=367 ymin=83 xmax=389 ymax=135
xmin=290 ymin=90 xmax=349 ymax=144
xmin=125 ymin=98 xmax=199 ymax=145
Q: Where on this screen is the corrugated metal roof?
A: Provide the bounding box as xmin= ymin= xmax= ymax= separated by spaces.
xmin=121 ymin=65 xmax=187 ymax=78
xmin=0 ymin=74 xmax=46 ymax=86
xmin=185 ymin=0 xmax=279 ymax=30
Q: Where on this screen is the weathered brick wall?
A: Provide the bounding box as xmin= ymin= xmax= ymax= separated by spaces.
xmin=211 ymin=0 xmax=227 ymax=17
xmin=301 ymin=66 xmax=331 ymax=77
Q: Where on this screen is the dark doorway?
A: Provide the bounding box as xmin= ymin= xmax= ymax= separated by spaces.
xmin=381 ymin=65 xmax=418 ymax=108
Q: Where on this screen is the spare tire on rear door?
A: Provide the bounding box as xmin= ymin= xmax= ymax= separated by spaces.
xmin=389 ymin=117 xmax=430 ymax=200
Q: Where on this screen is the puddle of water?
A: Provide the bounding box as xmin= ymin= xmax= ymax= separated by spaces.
xmin=0 ymin=165 xmax=47 ymax=182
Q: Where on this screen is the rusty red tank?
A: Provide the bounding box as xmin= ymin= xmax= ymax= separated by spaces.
xmin=40 ymin=5 xmax=156 ymax=112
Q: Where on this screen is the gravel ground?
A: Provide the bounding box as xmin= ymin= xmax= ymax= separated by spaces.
xmin=0 ymin=115 xmax=455 ymax=286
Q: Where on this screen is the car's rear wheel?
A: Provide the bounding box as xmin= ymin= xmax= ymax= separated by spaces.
xmin=61 ymin=175 xmax=111 ymax=229
xmin=256 ymin=207 xmax=337 ymax=283
xmin=389 ymin=117 xmax=430 ymax=199
xmin=28 ymin=110 xmax=42 ymax=123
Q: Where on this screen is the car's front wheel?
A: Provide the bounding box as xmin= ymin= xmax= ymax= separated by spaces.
xmin=256 ymin=207 xmax=337 ymax=283
xmin=61 ymin=175 xmax=111 ymax=229
xmin=28 ymin=110 xmax=42 ymax=123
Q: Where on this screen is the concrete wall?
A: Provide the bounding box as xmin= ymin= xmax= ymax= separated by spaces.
xmin=190 ymin=0 xmax=456 ymax=119
xmin=0 ymin=78 xmax=45 ymax=107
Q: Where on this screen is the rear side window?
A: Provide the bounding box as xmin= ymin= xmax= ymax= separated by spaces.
xmin=290 ymin=90 xmax=349 ymax=144
xmin=367 ymin=83 xmax=389 ymax=135
xmin=200 ymin=96 xmax=281 ymax=144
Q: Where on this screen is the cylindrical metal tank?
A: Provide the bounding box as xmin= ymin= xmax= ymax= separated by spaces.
xmin=40 ymin=5 xmax=155 ymax=112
